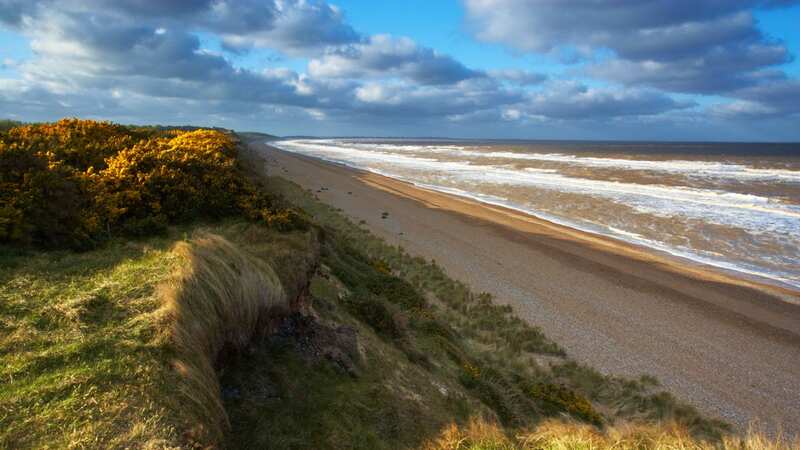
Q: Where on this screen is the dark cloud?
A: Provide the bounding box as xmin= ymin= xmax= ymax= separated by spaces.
xmin=488 ymin=69 xmax=547 ymax=86
xmin=209 ymin=0 xmax=360 ymax=54
xmin=308 ymin=35 xmax=481 ymax=85
xmin=523 ymin=81 xmax=694 ymax=119
xmin=586 ymin=51 xmax=788 ymax=94
xmin=464 ymin=0 xmax=797 ymax=94
xmin=712 ymin=80 xmax=800 ymax=118
xmin=464 ymin=0 xmax=798 ymax=53
xmin=0 ymin=0 xmax=360 ymax=53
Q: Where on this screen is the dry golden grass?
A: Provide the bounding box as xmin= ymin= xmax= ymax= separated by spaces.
xmin=159 ymin=232 xmax=286 ymax=444
xmin=422 ymin=418 xmax=800 ymax=450
xmin=422 ymin=419 xmax=518 ymax=450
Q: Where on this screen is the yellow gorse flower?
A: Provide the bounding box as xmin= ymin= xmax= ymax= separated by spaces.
xmin=0 ymin=119 xmax=304 ymax=248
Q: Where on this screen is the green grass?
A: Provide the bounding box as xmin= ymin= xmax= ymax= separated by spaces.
xmin=0 ymin=233 xmax=186 ymax=448
xmin=0 ymin=220 xmax=320 ymax=449
xmin=221 ymin=328 xmax=476 ymax=450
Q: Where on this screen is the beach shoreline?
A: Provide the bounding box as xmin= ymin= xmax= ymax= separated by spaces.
xmin=362 ymin=167 xmax=800 ymax=305
xmin=253 ymin=140 xmax=800 ymax=436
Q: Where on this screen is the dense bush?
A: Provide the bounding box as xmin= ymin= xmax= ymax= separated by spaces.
xmin=0 ymin=144 xmax=88 ymax=247
xmin=0 ymin=118 xmax=301 ymax=248
xmin=0 ymin=119 xmax=23 ymax=133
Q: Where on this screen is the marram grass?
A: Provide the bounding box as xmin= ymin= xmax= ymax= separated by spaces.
xmin=423 ymin=418 xmax=800 ymax=450
xmin=160 ymin=232 xmax=287 ymax=444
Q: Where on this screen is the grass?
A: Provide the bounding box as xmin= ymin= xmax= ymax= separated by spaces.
xmin=221 ymin=327 xmax=477 ymax=450
xmin=0 ymin=221 xmax=315 ymax=448
xmin=160 ymin=232 xmax=287 ymax=444
xmin=422 ymin=418 xmax=800 ymax=450
xmin=0 ymin=233 xmax=186 ymax=448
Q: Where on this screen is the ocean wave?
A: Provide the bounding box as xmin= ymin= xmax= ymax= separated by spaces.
xmin=288 ymin=139 xmax=800 ymax=183
xmin=271 ymin=139 xmax=800 ymax=289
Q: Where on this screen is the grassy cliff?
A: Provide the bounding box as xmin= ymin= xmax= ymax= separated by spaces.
xmin=0 ymin=120 xmax=794 ymax=449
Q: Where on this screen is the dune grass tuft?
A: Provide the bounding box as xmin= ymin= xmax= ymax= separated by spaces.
xmin=160 ymin=232 xmax=287 ymax=444
xmin=424 ymin=418 xmax=800 ymax=450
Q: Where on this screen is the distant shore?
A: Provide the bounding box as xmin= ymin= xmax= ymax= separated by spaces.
xmin=253 ymin=140 xmax=800 ymax=436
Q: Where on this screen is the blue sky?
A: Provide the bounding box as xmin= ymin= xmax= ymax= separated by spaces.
xmin=1 ymin=0 xmax=799 ymax=141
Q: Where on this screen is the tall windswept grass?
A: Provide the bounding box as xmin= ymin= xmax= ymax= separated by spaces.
xmin=159 ymin=232 xmax=286 ymax=444
xmin=423 ymin=418 xmax=799 ymax=450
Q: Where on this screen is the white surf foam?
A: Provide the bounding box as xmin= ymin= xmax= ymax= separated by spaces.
xmin=271 ymin=139 xmax=800 ymax=289
xmin=293 ymin=139 xmax=800 ymax=183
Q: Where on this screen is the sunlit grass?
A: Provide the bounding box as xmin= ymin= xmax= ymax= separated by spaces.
xmin=423 ymin=418 xmax=800 ymax=450
xmin=0 ymin=235 xmax=185 ymax=448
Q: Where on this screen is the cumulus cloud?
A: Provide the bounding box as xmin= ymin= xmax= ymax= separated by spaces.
xmin=0 ymin=0 xmax=359 ymax=53
xmin=523 ymin=81 xmax=694 ymax=120
xmin=0 ymin=0 xmax=353 ymax=116
xmin=488 ymin=69 xmax=547 ymax=86
xmin=347 ymin=77 xmax=521 ymax=118
xmin=712 ymin=80 xmax=800 ymax=118
xmin=463 ymin=0 xmax=797 ymax=94
xmin=208 ymin=0 xmax=360 ymax=54
xmin=309 ymin=35 xmax=480 ymax=85
xmin=0 ymin=0 xmax=536 ymax=125
xmin=1 ymin=0 xmax=791 ymax=136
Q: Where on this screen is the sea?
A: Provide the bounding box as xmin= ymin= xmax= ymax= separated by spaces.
xmin=271 ymin=138 xmax=800 ymax=290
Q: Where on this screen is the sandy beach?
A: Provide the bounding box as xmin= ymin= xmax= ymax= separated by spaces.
xmin=253 ymin=141 xmax=800 ymax=436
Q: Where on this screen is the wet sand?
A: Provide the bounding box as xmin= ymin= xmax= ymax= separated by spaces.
xmin=252 ymin=140 xmax=800 ymax=436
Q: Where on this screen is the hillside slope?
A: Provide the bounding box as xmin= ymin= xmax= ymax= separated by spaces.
xmin=1 ymin=121 xmax=793 ymax=449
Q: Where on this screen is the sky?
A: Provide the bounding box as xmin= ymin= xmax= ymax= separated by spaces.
xmin=1 ymin=0 xmax=799 ymax=141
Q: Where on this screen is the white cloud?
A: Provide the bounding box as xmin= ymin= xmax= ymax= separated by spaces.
xmin=463 ymin=0 xmax=795 ymax=94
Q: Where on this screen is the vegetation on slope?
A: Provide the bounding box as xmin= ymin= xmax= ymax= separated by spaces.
xmin=0 ymin=119 xmax=300 ymax=249
xmin=0 ymin=222 xmax=318 ymax=448
xmin=0 ymin=119 xmax=309 ymax=447
xmin=0 ymin=120 xmax=23 ymax=133
xmin=0 ymin=120 xmax=790 ymax=449
xmin=423 ymin=418 xmax=797 ymax=450
xmin=229 ymin=160 xmax=730 ymax=449
xmin=0 ymin=232 xmax=187 ymax=448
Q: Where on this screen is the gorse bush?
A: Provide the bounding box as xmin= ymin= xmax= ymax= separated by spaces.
xmin=0 ymin=118 xmax=302 ymax=248
xmin=0 ymin=142 xmax=88 ymax=246
xmin=3 ymin=118 xmax=136 ymax=170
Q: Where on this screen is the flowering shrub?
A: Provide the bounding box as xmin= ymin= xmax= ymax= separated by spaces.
xmin=0 ymin=118 xmax=302 ymax=248
xmin=0 ymin=143 xmax=89 ymax=247
xmin=3 ymin=118 xmax=136 ymax=171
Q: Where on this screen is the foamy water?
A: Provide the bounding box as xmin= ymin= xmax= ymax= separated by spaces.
xmin=272 ymin=138 xmax=800 ymax=290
